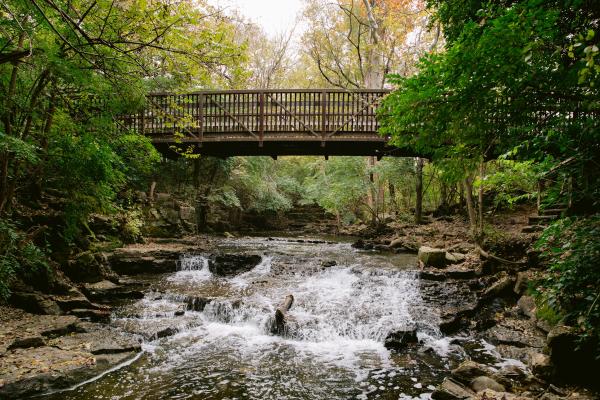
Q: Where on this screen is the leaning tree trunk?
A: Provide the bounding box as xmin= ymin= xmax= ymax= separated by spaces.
xmin=415 ymin=158 xmax=424 ymax=224
xmin=273 ymin=294 xmax=294 ymax=335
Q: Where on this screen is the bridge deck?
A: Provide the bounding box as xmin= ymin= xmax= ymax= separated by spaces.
xmin=117 ymin=89 xmax=407 ymax=157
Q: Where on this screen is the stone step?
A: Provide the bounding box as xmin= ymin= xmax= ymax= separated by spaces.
xmin=521 ymin=225 xmax=545 ymax=233
xmin=528 ymin=215 xmax=558 ymax=225
xmin=540 ymin=208 xmax=566 ymax=216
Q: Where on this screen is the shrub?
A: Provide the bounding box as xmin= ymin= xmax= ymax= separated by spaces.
xmin=535 ymin=215 xmax=600 ymax=353
xmin=0 ymin=220 xmax=48 ymax=300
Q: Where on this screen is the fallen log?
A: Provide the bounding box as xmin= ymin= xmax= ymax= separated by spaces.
xmin=478 ymin=247 xmax=525 ymax=266
xmin=273 ymin=294 xmax=294 ymax=335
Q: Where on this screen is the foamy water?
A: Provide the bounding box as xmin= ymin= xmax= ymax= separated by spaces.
xmin=41 ymin=236 xmax=524 ymax=400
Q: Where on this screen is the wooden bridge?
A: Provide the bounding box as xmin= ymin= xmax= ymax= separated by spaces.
xmin=117 ymin=89 xmax=406 ymax=157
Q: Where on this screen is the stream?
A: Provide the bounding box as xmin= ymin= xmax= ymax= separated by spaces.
xmin=41 ymin=236 xmax=522 ymax=400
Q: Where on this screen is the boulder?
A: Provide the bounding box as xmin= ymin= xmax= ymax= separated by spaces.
xmin=384 ymin=329 xmax=418 ymax=351
xmin=470 ymin=376 xmax=506 ymax=392
xmin=82 ymin=280 xmax=144 ymax=302
xmin=517 ymin=295 xmax=537 ymax=319
xmin=451 ymin=361 xmax=492 ymax=384
xmin=63 ymin=251 xmax=115 ymax=284
xmin=185 ymin=296 xmax=212 ymax=312
xmin=482 ymin=273 xmax=516 ymax=299
xmin=529 ymin=352 xmax=553 ymax=380
xmin=431 ymin=378 xmax=476 ymax=400
xmin=446 ymin=252 xmax=466 ymax=264
xmin=513 ymin=271 xmax=532 ymax=295
xmin=208 ymin=254 xmax=262 ymax=276
xmin=418 ymin=246 xmax=447 ymax=268
xmin=9 ymin=292 xmax=62 ymax=315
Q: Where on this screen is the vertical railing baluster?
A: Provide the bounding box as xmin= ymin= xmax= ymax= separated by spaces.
xmin=321 ymin=90 xmax=327 ymax=147
xmin=198 ymin=92 xmax=204 ymax=147
xmin=259 ymin=91 xmax=265 ymax=147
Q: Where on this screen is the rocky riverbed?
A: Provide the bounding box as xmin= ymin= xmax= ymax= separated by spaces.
xmin=0 ymin=232 xmax=597 ymax=399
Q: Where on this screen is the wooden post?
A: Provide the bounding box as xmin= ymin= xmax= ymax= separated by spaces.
xmin=321 ymin=90 xmax=327 ymax=147
xmin=273 ymin=294 xmax=294 ymax=335
xmin=140 ymin=104 xmax=145 ymax=135
xmin=198 ymin=92 xmax=204 ymax=147
xmin=259 ymin=91 xmax=265 ymax=147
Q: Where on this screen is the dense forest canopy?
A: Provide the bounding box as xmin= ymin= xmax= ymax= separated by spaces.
xmin=379 ymin=0 xmax=600 ymax=353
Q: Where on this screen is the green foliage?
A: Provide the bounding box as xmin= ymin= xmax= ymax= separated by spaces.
xmin=380 ymin=0 xmax=600 ymax=209
xmin=119 ymin=208 xmax=144 ymax=244
xmin=230 ymin=157 xmax=292 ymax=213
xmin=113 ymin=134 xmax=161 ymax=189
xmin=47 ymin=132 xmax=125 ymax=239
xmin=535 ymin=216 xmax=600 ymax=349
xmin=478 ymin=160 xmax=537 ymax=209
xmin=0 ymin=133 xmax=38 ymax=164
xmin=305 ymin=157 xmax=370 ymax=219
xmin=0 ymin=220 xmax=47 ymax=300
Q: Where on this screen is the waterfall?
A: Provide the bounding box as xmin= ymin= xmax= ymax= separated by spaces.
xmin=167 ymin=255 xmax=212 ymax=283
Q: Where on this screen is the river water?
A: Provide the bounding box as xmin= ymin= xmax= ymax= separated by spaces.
xmin=42 ymin=236 xmax=518 ymax=400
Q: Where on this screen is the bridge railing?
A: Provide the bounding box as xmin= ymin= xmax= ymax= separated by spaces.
xmin=117 ymin=89 xmax=390 ymax=145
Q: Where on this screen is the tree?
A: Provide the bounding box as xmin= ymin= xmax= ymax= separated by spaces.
xmin=0 ymin=0 xmax=245 ymax=216
xmin=380 ymin=0 xmax=600 ymax=352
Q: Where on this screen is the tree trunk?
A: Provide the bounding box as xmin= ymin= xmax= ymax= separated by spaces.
xmin=439 ymin=181 xmax=448 ymax=213
xmin=463 ymin=174 xmax=477 ymax=235
xmin=367 ymin=156 xmax=377 ymax=223
xmin=388 ymin=182 xmax=397 ymax=216
xmin=415 ymin=158 xmax=424 ymax=224
xmin=477 ymin=161 xmax=485 ymax=237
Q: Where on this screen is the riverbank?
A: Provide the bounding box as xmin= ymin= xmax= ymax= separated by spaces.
xmin=0 ymin=227 xmax=597 ymax=399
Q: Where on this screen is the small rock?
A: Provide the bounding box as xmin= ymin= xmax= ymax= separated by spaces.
xmin=482 ymin=273 xmax=516 ymax=299
xmin=321 ymin=260 xmax=337 ymax=268
xmin=445 ymin=252 xmax=466 ymax=264
xmin=389 ymin=238 xmax=405 ymax=249
xmin=530 ymin=352 xmax=553 ymax=380
xmin=174 ymin=310 xmax=185 ymax=316
xmin=69 ymin=309 xmax=111 ymax=323
xmin=517 ymin=295 xmax=537 ymax=319
xmin=418 ymin=246 xmax=447 ymax=268
xmin=351 ymin=239 xmax=366 ymax=249
xmin=208 ymin=254 xmax=262 ymax=276
xmin=451 ymin=361 xmax=492 ymax=384
xmin=384 ymin=329 xmax=418 ymax=351
xmin=514 ymin=271 xmax=533 ymax=295
xmin=539 ymin=393 xmax=562 ymax=400
xmin=470 ymin=376 xmax=506 ymax=392
xmin=431 ymin=378 xmax=475 ymax=400
xmin=8 ymin=336 xmax=46 ymax=350
xmin=153 ymin=327 xmax=177 ymax=340
xmin=186 ymin=296 xmax=211 ymax=312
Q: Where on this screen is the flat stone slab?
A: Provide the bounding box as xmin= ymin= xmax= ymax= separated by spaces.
xmin=48 ymin=330 xmax=141 ymax=355
xmin=0 ymin=346 xmax=137 ymax=398
xmin=0 ymin=310 xmax=81 ymax=354
xmin=0 ymin=306 xmax=141 ymax=398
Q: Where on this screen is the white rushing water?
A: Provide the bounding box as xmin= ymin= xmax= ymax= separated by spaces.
xmin=46 ymin=237 xmax=509 ymax=400
xmin=167 ymin=254 xmax=212 ymax=283
xmin=152 ymin=246 xmax=444 ymax=389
